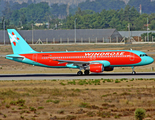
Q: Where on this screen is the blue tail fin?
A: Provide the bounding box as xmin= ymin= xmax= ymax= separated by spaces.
xmin=7 ymin=29 xmax=36 ymax=54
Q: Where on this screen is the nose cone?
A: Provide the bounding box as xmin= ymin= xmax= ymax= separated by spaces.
xmin=147 ymin=57 xmax=154 ymax=64
xmin=140 ymin=56 xmax=154 ymax=66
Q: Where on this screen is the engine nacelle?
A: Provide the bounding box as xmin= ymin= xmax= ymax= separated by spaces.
xmin=89 ymin=64 xmax=104 ymax=73
xmin=104 ymin=67 xmax=114 ymax=71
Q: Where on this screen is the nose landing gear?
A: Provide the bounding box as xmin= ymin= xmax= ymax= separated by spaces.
xmin=132 ymin=66 xmax=136 ymax=75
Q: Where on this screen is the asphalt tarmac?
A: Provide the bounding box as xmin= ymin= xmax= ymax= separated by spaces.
xmin=0 ymin=55 xmax=6 ymax=57
xmin=0 ymin=72 xmax=155 ymax=80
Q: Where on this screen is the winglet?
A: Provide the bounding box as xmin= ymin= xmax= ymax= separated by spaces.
xmin=7 ymin=29 xmax=36 ymax=54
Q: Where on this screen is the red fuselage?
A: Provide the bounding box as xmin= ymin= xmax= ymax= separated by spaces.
xmin=21 ymin=51 xmax=141 ymax=67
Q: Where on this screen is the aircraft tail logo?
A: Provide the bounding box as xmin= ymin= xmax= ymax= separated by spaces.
xmin=7 ymin=29 xmax=36 ymax=54
xmin=8 ymin=31 xmax=20 ymax=46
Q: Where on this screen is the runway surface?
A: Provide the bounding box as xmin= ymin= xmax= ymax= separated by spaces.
xmin=0 ymin=55 xmax=6 ymax=57
xmin=0 ymin=72 xmax=155 ymax=80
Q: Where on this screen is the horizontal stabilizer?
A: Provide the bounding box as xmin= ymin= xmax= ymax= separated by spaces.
xmin=6 ymin=54 xmax=25 ymax=60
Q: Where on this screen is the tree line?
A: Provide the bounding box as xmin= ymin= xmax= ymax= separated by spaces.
xmin=63 ymin=6 xmax=155 ymax=31
xmin=78 ymin=0 xmax=155 ymax=14
xmin=0 ymin=0 xmax=155 ymax=31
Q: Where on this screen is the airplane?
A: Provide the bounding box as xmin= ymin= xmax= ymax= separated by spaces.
xmin=6 ymin=29 xmax=154 ymax=75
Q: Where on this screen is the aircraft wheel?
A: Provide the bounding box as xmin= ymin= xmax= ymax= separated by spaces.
xmin=132 ymin=71 xmax=136 ymax=75
xmin=84 ymin=70 xmax=90 ymax=75
xmin=77 ymin=71 xmax=83 ymax=76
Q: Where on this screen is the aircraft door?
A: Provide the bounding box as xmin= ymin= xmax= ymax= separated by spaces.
xmin=33 ymin=54 xmax=37 ymax=62
xmin=129 ymin=52 xmax=134 ymax=61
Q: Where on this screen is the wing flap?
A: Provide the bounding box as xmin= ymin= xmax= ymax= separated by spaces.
xmin=53 ymin=59 xmax=89 ymax=67
xmin=53 ymin=59 xmax=110 ymax=67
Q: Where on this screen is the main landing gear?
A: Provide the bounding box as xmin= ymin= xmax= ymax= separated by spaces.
xmin=84 ymin=70 xmax=90 ymax=75
xmin=77 ymin=71 xmax=83 ymax=76
xmin=132 ymin=66 xmax=136 ymax=75
xmin=77 ymin=70 xmax=90 ymax=76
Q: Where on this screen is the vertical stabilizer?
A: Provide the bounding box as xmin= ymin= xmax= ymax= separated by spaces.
xmin=7 ymin=29 xmax=35 ymax=54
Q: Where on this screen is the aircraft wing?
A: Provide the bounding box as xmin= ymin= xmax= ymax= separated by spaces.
xmin=53 ymin=59 xmax=111 ymax=68
xmin=54 ymin=59 xmax=89 ymax=66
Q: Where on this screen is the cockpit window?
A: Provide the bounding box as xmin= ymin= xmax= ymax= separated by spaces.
xmin=140 ymin=54 xmax=148 ymax=57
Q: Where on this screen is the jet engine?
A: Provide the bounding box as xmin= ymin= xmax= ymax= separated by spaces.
xmin=104 ymin=67 xmax=114 ymax=71
xmin=89 ymin=64 xmax=104 ymax=73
